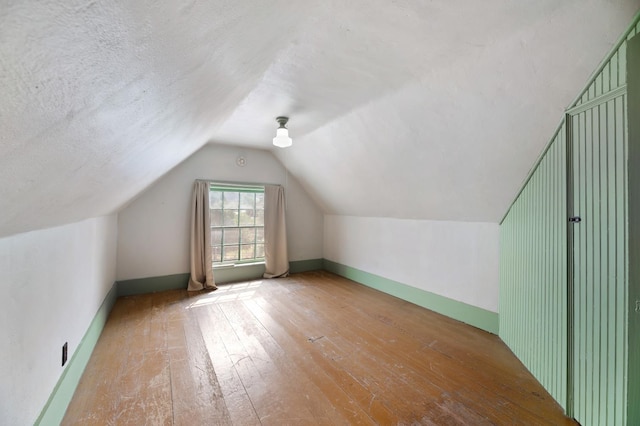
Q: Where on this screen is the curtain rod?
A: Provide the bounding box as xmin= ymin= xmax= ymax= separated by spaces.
xmin=195 ymin=179 xmax=281 ymax=187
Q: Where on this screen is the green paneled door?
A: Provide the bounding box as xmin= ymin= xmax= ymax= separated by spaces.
xmin=568 ymin=94 xmax=628 ymax=425
xmin=499 ymin=16 xmax=640 ymax=426
xmin=626 ymin=33 xmax=640 ymax=426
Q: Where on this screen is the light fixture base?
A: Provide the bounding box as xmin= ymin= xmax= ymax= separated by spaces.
xmin=273 ymin=116 xmax=292 ymax=148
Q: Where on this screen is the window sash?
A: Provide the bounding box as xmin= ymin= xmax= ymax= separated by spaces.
xmin=209 ymin=183 xmax=265 ymax=266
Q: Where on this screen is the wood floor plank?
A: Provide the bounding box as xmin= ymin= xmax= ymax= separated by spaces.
xmin=313 ymin=272 xmax=575 ymax=425
xmin=195 ymin=303 xmax=261 ymax=425
xmin=250 ymin=292 xmax=396 ymax=424
xmin=287 ymin=273 xmax=565 ymax=424
xmin=63 ymin=272 xmax=577 ymax=425
xmin=168 ymin=304 xmax=230 ymax=425
xmin=258 ymin=281 xmax=490 ymax=424
xmin=221 ymin=300 xmax=351 ymax=425
xmin=295 ymin=272 xmax=569 ymax=422
xmin=242 ymin=298 xmax=377 ymax=425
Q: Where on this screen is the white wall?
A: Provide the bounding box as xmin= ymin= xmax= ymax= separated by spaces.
xmin=0 ymin=215 xmax=118 ymax=425
xmin=324 ymin=215 xmax=499 ymax=312
xmin=117 ymin=144 xmax=324 ymax=281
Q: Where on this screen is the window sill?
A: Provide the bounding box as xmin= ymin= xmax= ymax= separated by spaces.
xmin=213 ymin=261 xmax=265 ymax=270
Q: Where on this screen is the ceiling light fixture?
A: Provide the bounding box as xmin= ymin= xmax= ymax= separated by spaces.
xmin=272 ymin=116 xmax=292 ymax=148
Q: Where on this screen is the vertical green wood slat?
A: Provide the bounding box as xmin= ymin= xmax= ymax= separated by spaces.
xmin=612 ymin=52 xmax=619 ymax=91
xmin=592 ymin=105 xmax=601 ymax=425
xmin=612 ymin=95 xmax=622 ymax=425
xmin=606 ymin=98 xmax=617 ymax=423
xmin=615 ymin=94 xmax=624 ymax=424
xmin=551 ymin=138 xmax=556 ymax=395
xmin=560 ymin=128 xmax=568 ymax=406
xmin=603 ymin=63 xmax=611 ymax=94
xmin=568 ymin=116 xmax=577 ymax=412
xmin=580 ymin=110 xmax=588 ymax=419
xmin=575 ymin=113 xmax=591 ymax=417
xmin=595 ymin=104 xmax=604 ymax=425
xmin=620 ymin=41 xmax=627 ymax=87
xmin=595 ymin=73 xmax=603 ymax=97
xmin=599 ymin=101 xmax=609 ymax=426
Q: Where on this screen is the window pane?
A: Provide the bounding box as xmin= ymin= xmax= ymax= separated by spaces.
xmin=224 ymin=192 xmax=239 ymax=209
xmin=223 ymin=210 xmax=238 ymax=226
xmin=209 ymin=191 xmax=222 ymax=209
xmin=210 ymin=209 xmax=223 ymax=226
xmin=209 ymin=188 xmax=265 ymax=266
xmin=223 ymin=228 xmax=239 ymax=244
xmin=239 ymin=209 xmax=255 ymax=226
xmin=211 ymin=246 xmax=222 ymax=263
xmin=211 ymin=228 xmax=222 ymax=245
xmin=241 ymin=228 xmax=256 ymax=244
xmin=240 ymin=192 xmax=255 ymax=209
xmin=223 ymin=245 xmax=239 ymax=261
xmin=240 ymin=244 xmax=255 ymax=260
xmin=255 ymin=209 xmax=264 ymax=226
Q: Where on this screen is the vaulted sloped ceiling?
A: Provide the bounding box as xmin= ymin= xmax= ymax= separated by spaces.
xmin=1 ymin=1 xmax=638 ymax=237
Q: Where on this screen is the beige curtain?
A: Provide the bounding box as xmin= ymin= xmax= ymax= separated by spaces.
xmin=188 ymin=181 xmax=217 ymax=291
xmin=263 ymin=185 xmax=289 ymax=278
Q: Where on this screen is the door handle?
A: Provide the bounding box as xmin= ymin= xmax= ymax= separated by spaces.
xmin=569 ymin=216 xmax=582 ymax=223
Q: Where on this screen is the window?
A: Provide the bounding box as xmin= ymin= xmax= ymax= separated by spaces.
xmin=209 ymin=184 xmax=265 ymax=266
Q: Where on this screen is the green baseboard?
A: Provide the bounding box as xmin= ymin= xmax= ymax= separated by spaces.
xmin=34 ymin=282 xmax=118 ymax=425
xmin=116 ymin=260 xmax=497 ymax=334
xmin=323 ymin=259 xmax=499 ymax=334
xmin=116 ymin=259 xmax=324 ymax=296
xmin=290 ymin=258 xmax=323 ymax=273
xmin=117 ymin=273 xmax=190 ymax=296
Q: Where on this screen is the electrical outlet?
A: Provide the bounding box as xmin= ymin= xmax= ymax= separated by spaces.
xmin=62 ymin=342 xmax=68 ymax=367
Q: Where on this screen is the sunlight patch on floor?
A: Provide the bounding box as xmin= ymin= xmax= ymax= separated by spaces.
xmin=187 ymin=281 xmax=263 ymax=308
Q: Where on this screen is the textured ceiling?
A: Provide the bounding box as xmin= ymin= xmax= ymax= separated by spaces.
xmin=1 ymin=0 xmax=638 ymax=237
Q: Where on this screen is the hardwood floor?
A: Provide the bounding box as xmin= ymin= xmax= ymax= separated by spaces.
xmin=63 ymin=271 xmax=576 ymax=425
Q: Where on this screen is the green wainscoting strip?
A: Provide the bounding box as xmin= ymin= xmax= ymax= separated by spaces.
xmin=117 ymin=273 xmax=190 ymax=296
xmin=323 ymin=260 xmax=499 ymax=334
xmin=216 ymin=264 xmax=265 ymax=284
xmin=290 ymin=258 xmax=323 ymax=273
xmin=35 ymin=282 xmax=118 ymax=425
xmin=117 ymin=259 xmax=323 ymax=296
xmin=500 ymin=128 xmax=568 ymax=411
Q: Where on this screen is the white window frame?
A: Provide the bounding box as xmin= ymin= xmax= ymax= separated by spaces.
xmin=209 ymin=183 xmax=265 ymax=268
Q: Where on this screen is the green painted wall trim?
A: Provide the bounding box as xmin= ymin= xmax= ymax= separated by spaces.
xmin=117 ymin=259 xmax=323 ymax=296
xmin=117 ymin=273 xmax=189 ymax=296
xmin=34 ymin=282 xmax=118 ymax=425
xmin=290 ymin=258 xmax=323 ymax=273
xmin=216 ymin=264 xmax=265 ymax=284
xmin=323 ymin=260 xmax=499 ymax=334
